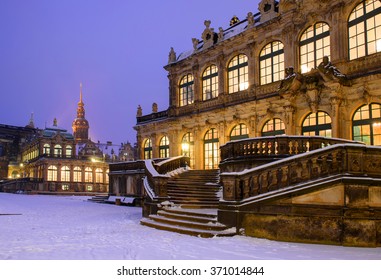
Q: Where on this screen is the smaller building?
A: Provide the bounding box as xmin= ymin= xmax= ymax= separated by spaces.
xmin=19 ymin=119 xmax=110 ymax=193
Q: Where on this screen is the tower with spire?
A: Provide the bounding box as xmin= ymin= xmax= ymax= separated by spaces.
xmin=72 ymin=83 xmax=89 ymax=143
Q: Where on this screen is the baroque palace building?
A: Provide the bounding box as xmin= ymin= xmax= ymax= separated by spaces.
xmin=134 ymin=0 xmax=381 ymax=170
xmin=1 ymin=85 xmax=137 ymax=193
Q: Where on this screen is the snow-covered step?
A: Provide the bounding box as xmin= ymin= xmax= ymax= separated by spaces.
xmin=140 ymin=218 xmax=236 ymax=238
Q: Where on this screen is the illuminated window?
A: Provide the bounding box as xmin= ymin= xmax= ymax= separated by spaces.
xmin=202 ymin=65 xmax=219 ymax=100
xmin=65 ymin=145 xmax=72 ymax=158
xmin=260 ymin=41 xmax=285 ymax=85
xmin=86 ymin=185 xmax=93 ymax=192
xmin=105 ymin=169 xmax=109 ymax=184
xmin=159 ymin=136 xmax=169 ymax=158
xmin=62 ymin=184 xmax=69 ymax=191
xmin=43 ymin=144 xmax=50 ymax=155
xmin=179 ymin=74 xmax=194 ymax=106
xmin=95 ymin=168 xmax=103 ymax=183
xmin=73 ymin=166 xmax=81 ymax=182
xmin=144 ymin=138 xmax=152 ymax=159
xmin=54 ymin=144 xmax=62 ymax=157
xmin=181 ymin=132 xmax=195 ymax=168
xmin=85 ymin=167 xmax=93 ymax=183
xmin=61 ymin=166 xmax=70 ymax=182
xmin=47 ymin=165 xmax=57 ymax=181
xmin=262 ymin=118 xmax=285 ymax=136
xmin=300 ymin=22 xmax=330 ymax=73
xmin=353 ymin=103 xmax=381 ymax=145
xmin=230 ymin=123 xmax=249 ymax=141
xmin=204 ymin=128 xmax=219 ymax=169
xmin=348 ymin=0 xmax=381 ymax=60
xmin=228 ymin=54 xmax=249 ymax=93
xmin=302 ymin=111 xmax=332 ymax=137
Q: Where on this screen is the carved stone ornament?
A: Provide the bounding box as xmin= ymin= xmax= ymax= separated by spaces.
xmin=317 ymin=56 xmax=351 ymax=86
xmin=278 ymin=66 xmax=304 ymax=98
xmin=259 ymin=0 xmax=278 ymax=23
xmin=247 ymin=12 xmax=255 ymax=28
xmin=201 ymin=20 xmax=217 ymax=49
xmin=168 ymin=47 xmax=176 ymax=64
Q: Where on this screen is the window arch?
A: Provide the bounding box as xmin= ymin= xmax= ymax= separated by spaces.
xmin=202 ymin=65 xmax=219 ymax=100
xmin=348 ymin=0 xmax=381 ymax=60
xmin=181 ymin=132 xmax=195 ymax=168
xmin=353 ymin=103 xmax=381 ymax=145
xmin=54 ymin=144 xmax=62 ymax=157
xmin=204 ymin=128 xmax=220 ymax=169
xmin=262 ymin=118 xmax=285 ymax=136
xmin=95 ymin=168 xmax=103 ymax=183
xmin=300 ymin=22 xmax=330 ymax=73
xmin=61 ymin=166 xmax=70 ymax=182
xmin=260 ymin=41 xmax=285 ymax=85
xmin=73 ymin=166 xmax=81 ymax=182
xmin=85 ymin=167 xmax=93 ymax=183
xmin=47 ymin=165 xmax=57 ymax=181
xmin=302 ymin=111 xmax=332 ymax=137
xmin=228 ymin=54 xmax=249 ymax=93
xmin=230 ymin=123 xmax=249 ymax=141
xmin=179 ymin=74 xmax=194 ymax=106
xmin=43 ymin=144 xmax=50 ymax=155
xmin=143 ymin=138 xmax=152 ymax=159
xmin=159 ymin=136 xmax=169 ymax=158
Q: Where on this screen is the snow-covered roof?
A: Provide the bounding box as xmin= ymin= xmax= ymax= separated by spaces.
xmin=175 ymin=12 xmax=261 ymax=63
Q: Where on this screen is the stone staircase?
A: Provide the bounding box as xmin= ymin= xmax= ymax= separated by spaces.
xmin=141 ymin=169 xmax=236 ymax=237
xmin=87 ymin=194 xmax=109 ymax=203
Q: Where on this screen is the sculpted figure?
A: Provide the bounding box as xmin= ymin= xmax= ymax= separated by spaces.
xmin=278 ymin=66 xmax=302 ymax=93
xmin=317 ymin=56 xmax=350 ymax=86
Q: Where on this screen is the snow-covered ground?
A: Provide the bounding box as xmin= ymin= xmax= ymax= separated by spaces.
xmin=0 ymin=193 xmax=380 ymax=260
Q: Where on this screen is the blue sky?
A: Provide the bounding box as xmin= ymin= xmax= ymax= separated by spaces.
xmin=0 ymin=0 xmax=260 ymax=144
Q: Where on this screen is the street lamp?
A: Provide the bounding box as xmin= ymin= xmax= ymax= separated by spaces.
xmin=181 ymin=142 xmax=190 ymax=157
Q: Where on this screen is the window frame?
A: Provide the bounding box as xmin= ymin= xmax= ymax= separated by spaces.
xmin=259 ymin=41 xmax=285 ymax=85
xmin=227 ymin=54 xmax=249 ymax=94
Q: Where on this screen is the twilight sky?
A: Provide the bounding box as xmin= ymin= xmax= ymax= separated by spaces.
xmin=0 ymin=0 xmax=261 ymax=144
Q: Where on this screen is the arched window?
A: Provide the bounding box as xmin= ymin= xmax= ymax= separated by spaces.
xmin=43 ymin=144 xmax=50 ymax=155
xmin=260 ymin=41 xmax=285 ymax=85
xmin=262 ymin=118 xmax=285 ymax=136
xmin=95 ymin=168 xmax=103 ymax=183
xmin=353 ymin=103 xmax=381 ymax=145
xmin=348 ymin=0 xmax=381 ymax=60
xmin=143 ymin=138 xmax=152 ymax=159
xmin=302 ymin=111 xmax=332 ymax=137
xmin=65 ymin=145 xmax=72 ymax=158
xmin=73 ymin=166 xmax=81 ymax=182
xmin=228 ymin=54 xmax=249 ymax=93
xmin=300 ymin=22 xmax=330 ymax=73
xmin=179 ymin=74 xmax=194 ymax=106
xmin=85 ymin=167 xmax=93 ymax=183
xmin=181 ymin=132 xmax=195 ymax=168
xmin=54 ymin=144 xmax=62 ymax=157
xmin=105 ymin=169 xmax=109 ymax=184
xmin=202 ymin=65 xmax=219 ymax=100
xmin=47 ymin=165 xmax=57 ymax=181
xmin=230 ymin=123 xmax=249 ymax=141
xmin=61 ymin=166 xmax=70 ymax=182
xmin=204 ymin=128 xmax=219 ymax=169
xmin=159 ymin=136 xmax=170 ymax=158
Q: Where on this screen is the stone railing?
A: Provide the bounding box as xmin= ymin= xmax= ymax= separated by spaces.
xmin=219 ymin=143 xmax=381 ymax=201
xmin=144 ymin=156 xmax=189 ymax=200
xmin=220 ymin=135 xmax=358 ymax=162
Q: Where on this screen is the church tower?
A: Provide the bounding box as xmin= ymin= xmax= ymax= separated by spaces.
xmin=72 ymin=83 xmax=89 ymax=143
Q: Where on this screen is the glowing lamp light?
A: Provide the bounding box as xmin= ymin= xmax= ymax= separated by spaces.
xmin=301 ymin=64 xmax=309 ymax=74
xmin=181 ymin=142 xmax=190 ymax=156
xmin=239 ymin=82 xmax=249 ymax=91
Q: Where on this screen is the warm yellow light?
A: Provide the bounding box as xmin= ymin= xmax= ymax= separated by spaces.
xmin=301 ymin=64 xmax=309 ymax=74
xmin=19 ymin=163 xmax=23 ymax=167
xmin=377 ymin=39 xmax=381 ymax=52
xmin=239 ymin=82 xmax=248 ymax=91
xmin=373 ymin=122 xmax=381 ymax=127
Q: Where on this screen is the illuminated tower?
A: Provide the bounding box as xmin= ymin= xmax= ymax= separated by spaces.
xmin=72 ymin=83 xmax=89 ymax=143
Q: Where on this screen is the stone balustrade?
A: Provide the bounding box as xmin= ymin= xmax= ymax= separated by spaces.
xmin=220 ymin=143 xmax=381 ymax=201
